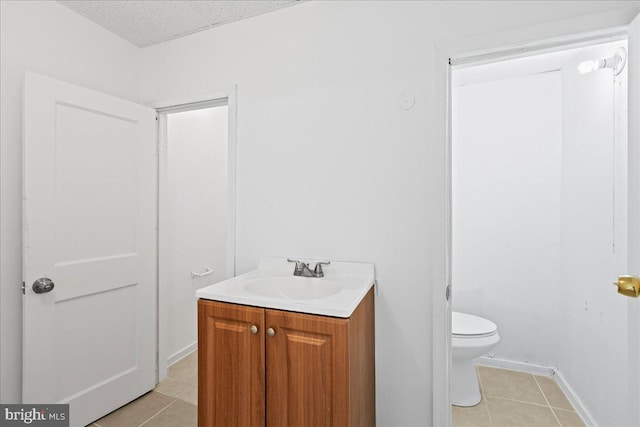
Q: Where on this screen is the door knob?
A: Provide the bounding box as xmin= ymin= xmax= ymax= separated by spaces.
xmin=614 ymin=275 xmax=640 ymax=298
xmin=32 ymin=277 xmax=54 ymax=294
xmin=250 ymin=325 xmax=258 ymax=335
xmin=267 ymin=328 xmax=275 ymax=337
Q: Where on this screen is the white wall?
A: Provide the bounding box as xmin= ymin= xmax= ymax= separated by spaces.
xmin=452 ymin=71 xmax=563 ymax=367
xmin=163 ymin=107 xmax=228 ymax=362
xmin=138 ymin=2 xmax=639 ymax=424
xmin=0 ymin=0 xmax=140 ymax=403
xmin=2 ymin=0 xmax=639 ymax=423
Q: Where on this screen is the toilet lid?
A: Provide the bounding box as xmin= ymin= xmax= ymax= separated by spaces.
xmin=452 ymin=312 xmax=497 ymax=337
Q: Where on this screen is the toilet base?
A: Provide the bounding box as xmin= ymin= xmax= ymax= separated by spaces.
xmin=452 ymin=358 xmax=481 ymax=407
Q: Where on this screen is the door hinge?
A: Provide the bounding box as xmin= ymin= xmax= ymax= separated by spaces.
xmin=22 ymin=281 xmax=26 ymax=295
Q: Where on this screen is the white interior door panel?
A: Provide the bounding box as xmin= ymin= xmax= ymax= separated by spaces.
xmin=23 ymin=72 xmax=157 ymax=427
xmin=626 ymin=12 xmax=640 ymax=427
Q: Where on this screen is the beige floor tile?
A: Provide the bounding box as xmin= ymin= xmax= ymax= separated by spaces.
xmin=142 ymin=400 xmax=197 ymax=427
xmin=155 ymin=376 xmax=198 ymax=406
xmin=452 ymin=399 xmax=492 ymax=427
xmin=478 ymin=366 xmax=547 ymax=405
xmin=553 ymin=409 xmax=586 ymax=427
xmin=167 ymin=351 xmax=198 ymax=384
xmin=95 ymin=391 xmax=175 ymax=427
xmin=475 ymin=366 xmax=486 ymax=396
xmin=535 ymin=376 xmax=574 ymax=410
xmin=487 ymin=397 xmax=560 ymax=427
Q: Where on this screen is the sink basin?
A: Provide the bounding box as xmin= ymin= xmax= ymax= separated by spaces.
xmin=244 ymin=277 xmax=341 ymax=300
xmin=196 ymin=257 xmax=374 ymax=317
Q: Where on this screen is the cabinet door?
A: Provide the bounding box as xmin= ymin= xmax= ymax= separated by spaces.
xmin=266 ymin=309 xmax=349 ymax=426
xmin=198 ymin=300 xmax=265 ymax=427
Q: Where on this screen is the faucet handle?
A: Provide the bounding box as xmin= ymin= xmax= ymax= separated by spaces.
xmin=287 ymin=258 xmax=306 ymax=272
xmin=313 ymin=261 xmax=331 ymax=276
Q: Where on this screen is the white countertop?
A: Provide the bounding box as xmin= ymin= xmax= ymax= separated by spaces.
xmin=196 ymin=257 xmax=375 ymax=318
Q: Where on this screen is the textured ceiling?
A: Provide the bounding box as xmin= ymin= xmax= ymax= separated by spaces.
xmin=58 ymin=0 xmax=301 ymax=47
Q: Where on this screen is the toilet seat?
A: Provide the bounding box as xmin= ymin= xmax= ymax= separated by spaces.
xmin=453 ymin=312 xmax=497 ymax=338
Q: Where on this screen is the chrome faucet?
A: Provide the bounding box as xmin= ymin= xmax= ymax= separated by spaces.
xmin=287 ymin=259 xmax=330 ymax=278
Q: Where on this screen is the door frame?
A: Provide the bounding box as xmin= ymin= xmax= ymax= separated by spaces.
xmin=433 ymin=10 xmax=637 ymax=426
xmin=152 ymin=86 xmax=238 ymax=380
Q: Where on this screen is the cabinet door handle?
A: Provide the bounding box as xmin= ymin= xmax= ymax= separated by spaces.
xmin=250 ymin=325 xmax=258 ymax=335
xmin=266 ymin=328 xmax=275 ymax=337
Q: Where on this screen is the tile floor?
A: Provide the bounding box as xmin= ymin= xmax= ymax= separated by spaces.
xmin=90 ymin=357 xmax=584 ymax=427
xmin=88 ymin=351 xmax=198 ymax=427
xmin=453 ymin=365 xmax=586 ymax=427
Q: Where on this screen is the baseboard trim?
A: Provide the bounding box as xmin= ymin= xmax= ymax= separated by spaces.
xmin=553 ymin=369 xmax=598 ymax=427
xmin=477 ymin=357 xmax=597 ymax=427
xmin=167 ymin=342 xmax=197 ymax=367
xmin=477 ymin=356 xmax=555 ymax=377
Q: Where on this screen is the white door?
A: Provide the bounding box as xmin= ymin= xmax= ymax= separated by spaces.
xmin=22 ymin=72 xmax=157 ymax=427
xmin=627 ymin=13 xmax=640 ymax=427
xmin=557 ymin=12 xmax=640 ymax=426
xmin=558 ymin=37 xmax=634 ymax=425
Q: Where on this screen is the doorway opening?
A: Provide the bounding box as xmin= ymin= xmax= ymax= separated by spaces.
xmin=157 ymin=97 xmax=237 ymax=383
xmin=449 ymin=38 xmax=630 ymax=426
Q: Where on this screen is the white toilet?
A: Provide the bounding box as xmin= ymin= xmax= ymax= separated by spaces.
xmin=452 ymin=311 xmax=500 ymax=407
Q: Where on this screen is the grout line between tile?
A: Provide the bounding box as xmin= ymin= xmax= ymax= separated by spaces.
xmin=476 ymin=366 xmax=485 ymax=396
xmin=532 ymin=375 xmax=552 ymax=407
xmin=533 ymin=375 xmax=562 ymax=426
xmin=484 ymin=398 xmax=495 ymax=427
xmin=475 ymin=366 xmax=494 ymax=427
xmin=137 ymin=400 xmax=177 ymax=427
xmin=484 ymin=394 xmax=554 ymax=408
xmin=550 ymin=404 xmax=576 ymax=411
xmin=154 ymin=388 xmax=178 ymax=400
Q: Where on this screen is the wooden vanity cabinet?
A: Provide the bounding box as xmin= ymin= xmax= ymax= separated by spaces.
xmin=197 ymin=300 xmax=265 ymax=426
xmin=198 ymin=288 xmax=375 ymax=427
